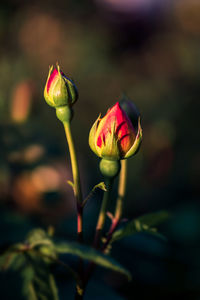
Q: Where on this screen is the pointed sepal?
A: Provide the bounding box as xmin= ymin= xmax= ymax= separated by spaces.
xmin=124 ymin=117 xmax=142 ymax=159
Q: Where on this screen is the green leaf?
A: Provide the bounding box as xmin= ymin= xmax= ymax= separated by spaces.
xmin=0 ymin=229 xmax=59 ymax=300
xmin=112 ymin=211 xmax=169 ymax=242
xmin=82 ymin=182 xmax=107 ymax=206
xmin=0 ymin=249 xmax=59 ymax=300
xmin=25 ymin=229 xmax=131 ymax=279
xmin=67 ymin=180 xmax=74 ymax=190
xmin=54 ymin=241 xmax=131 ymax=280
xmin=49 ymin=274 xmax=59 ymax=300
xmin=25 ymin=229 xmax=56 ymax=257
xmin=136 ymin=211 xmax=170 ymax=228
xmin=93 ymin=182 xmax=107 ymax=192
xmin=0 ymin=242 xmax=28 ymax=271
xmin=26 ymin=228 xmax=52 ymax=245
xmin=0 ymin=251 xmax=19 ymax=270
xmin=21 ymin=252 xmax=59 ymax=300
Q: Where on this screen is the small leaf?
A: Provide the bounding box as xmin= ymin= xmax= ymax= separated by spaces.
xmin=67 ymin=180 xmax=74 ymax=190
xmin=0 ymin=243 xmax=28 ymax=271
xmin=54 ymin=241 xmax=131 ymax=280
xmin=0 ymin=252 xmax=19 ymax=270
xmin=9 ymin=253 xmax=26 ymax=271
xmin=112 ymin=211 xmax=169 ymax=242
xmin=26 ymin=229 xmax=50 ymax=245
xmin=106 ymin=211 xmax=114 ymax=221
xmin=83 ymin=182 xmax=107 ymax=206
xmin=94 ymin=182 xmax=107 ymax=192
xmin=25 ymin=228 xmax=54 ymax=250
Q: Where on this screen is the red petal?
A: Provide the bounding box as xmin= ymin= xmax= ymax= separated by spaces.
xmin=96 ymin=102 xmax=136 ymax=155
xmin=47 ymin=68 xmax=59 ymax=93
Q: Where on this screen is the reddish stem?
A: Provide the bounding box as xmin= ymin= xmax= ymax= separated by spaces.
xmin=102 ymin=218 xmax=120 ymax=253
xmin=77 ymin=203 xmax=83 ymax=243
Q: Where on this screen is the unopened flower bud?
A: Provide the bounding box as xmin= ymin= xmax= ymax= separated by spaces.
xmin=44 ymin=64 xmax=78 ymax=122
xmin=89 ymin=102 xmax=142 ymax=161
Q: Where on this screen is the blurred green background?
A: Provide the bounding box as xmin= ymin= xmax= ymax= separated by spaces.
xmin=0 ymin=0 xmax=200 ymax=299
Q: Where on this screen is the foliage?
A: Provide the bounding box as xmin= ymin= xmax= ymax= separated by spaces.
xmin=0 ymin=208 xmax=169 ymax=299
xmin=0 ymin=228 xmax=133 ymax=299
xmin=112 ymin=211 xmax=169 ymax=242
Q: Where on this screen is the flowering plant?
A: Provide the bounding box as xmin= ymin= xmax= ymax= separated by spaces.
xmin=0 ymin=64 xmax=169 ymax=300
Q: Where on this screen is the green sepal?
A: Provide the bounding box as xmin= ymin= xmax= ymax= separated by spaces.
xmin=124 ymin=117 xmax=142 ymax=159
xmin=63 ymin=76 xmax=78 ymax=106
xmin=89 ymin=115 xmax=101 ymax=157
xmin=100 ymin=120 xmax=120 ymax=160
xmin=53 ymin=70 xmax=69 ymax=107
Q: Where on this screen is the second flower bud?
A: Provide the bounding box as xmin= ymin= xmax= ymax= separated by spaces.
xmin=44 ymin=64 xmax=78 ymax=109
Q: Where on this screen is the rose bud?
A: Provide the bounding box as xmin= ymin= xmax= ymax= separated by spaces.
xmin=44 ymin=64 xmax=78 ymax=109
xmin=89 ymin=102 xmax=142 ymax=160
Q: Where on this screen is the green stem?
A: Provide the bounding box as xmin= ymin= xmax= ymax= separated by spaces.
xmin=63 ymin=121 xmax=83 ymax=204
xmin=114 ymin=159 xmax=127 ymax=221
xmin=83 ymin=161 xmax=119 ymax=289
xmin=82 ymin=178 xmax=113 ymax=290
xmin=102 ymin=159 xmax=127 ymax=253
xmin=63 ymin=121 xmax=84 ymax=296
xmin=63 ymin=121 xmax=83 ymax=242
xmin=94 ymin=178 xmax=113 ymax=248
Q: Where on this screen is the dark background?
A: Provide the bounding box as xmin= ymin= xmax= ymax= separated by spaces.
xmin=0 ymin=0 xmax=200 ymax=299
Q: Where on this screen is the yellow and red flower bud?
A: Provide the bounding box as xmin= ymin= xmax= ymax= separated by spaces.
xmin=89 ymin=102 xmax=142 ymax=160
xmin=44 ymin=64 xmax=78 ymax=109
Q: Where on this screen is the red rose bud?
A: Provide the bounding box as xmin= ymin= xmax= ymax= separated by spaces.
xmin=89 ymin=102 xmax=142 ymax=160
xmin=44 ymin=64 xmax=78 ymax=109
